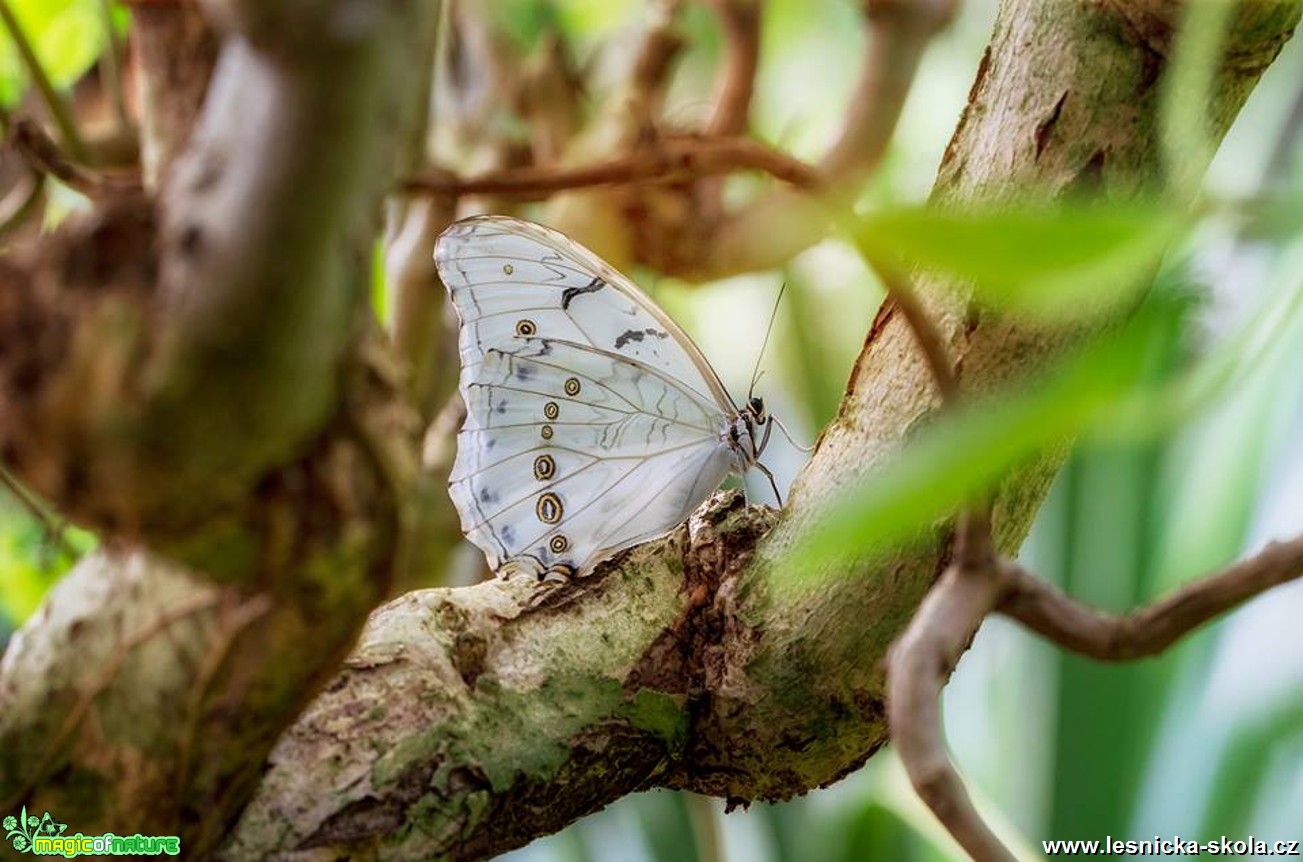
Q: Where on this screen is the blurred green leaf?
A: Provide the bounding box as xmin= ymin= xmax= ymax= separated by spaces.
xmin=852 ymin=202 xmax=1185 ymax=320
xmin=793 ymin=299 xmax=1191 ymax=570
xmin=1104 ymin=248 xmax=1303 ymax=442
xmin=0 ymin=517 xmax=90 ymax=625
xmin=0 ymin=0 xmax=105 ymax=107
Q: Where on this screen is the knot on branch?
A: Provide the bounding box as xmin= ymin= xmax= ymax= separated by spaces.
xmin=621 ymin=491 xmax=776 ymax=698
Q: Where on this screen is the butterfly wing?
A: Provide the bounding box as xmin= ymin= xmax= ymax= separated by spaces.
xmin=436 ymin=216 xmax=739 ymax=577
xmin=436 ymin=215 xmax=737 ymax=413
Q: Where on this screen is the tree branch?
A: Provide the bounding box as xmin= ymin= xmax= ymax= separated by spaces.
xmin=1 ymin=2 xmax=1298 ymax=861
xmin=888 ymin=560 xmax=1015 ymax=862
xmin=999 ymin=534 xmax=1303 ymax=660
xmin=698 ymin=0 xmax=958 ymax=279
xmin=0 ymin=0 xmax=87 ymax=161
xmin=705 ymin=0 xmax=761 ymax=137
xmin=402 ymin=136 xmax=823 ymax=200
xmin=0 ymin=2 xmax=437 ymax=859
xmin=128 ymin=0 xmax=218 ymax=187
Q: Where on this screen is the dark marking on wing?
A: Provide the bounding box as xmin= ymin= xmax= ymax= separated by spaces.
xmin=515 ymin=362 xmax=536 ymax=382
xmin=561 ymin=276 xmax=607 ymax=310
xmin=614 ymin=327 xmax=670 ymax=349
xmin=541 ymin=253 xmax=568 ymax=281
xmin=479 ymin=487 xmax=498 ymax=505
xmin=501 ymin=523 xmax=516 ymax=545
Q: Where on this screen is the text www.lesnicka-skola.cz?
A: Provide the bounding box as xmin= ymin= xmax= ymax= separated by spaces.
xmin=1042 ymin=837 xmax=1301 ymax=856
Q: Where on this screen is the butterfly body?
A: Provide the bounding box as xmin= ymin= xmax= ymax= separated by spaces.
xmin=435 ymin=215 xmax=771 ymax=579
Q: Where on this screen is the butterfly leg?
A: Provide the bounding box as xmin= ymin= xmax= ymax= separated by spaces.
xmin=754 ymin=460 xmax=783 ymax=508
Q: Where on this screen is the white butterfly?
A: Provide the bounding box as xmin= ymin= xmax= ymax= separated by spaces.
xmin=434 ymin=215 xmax=775 ymax=580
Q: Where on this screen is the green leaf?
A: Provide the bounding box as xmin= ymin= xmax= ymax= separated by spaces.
xmin=0 ymin=0 xmax=105 ymax=107
xmin=852 ymin=201 xmax=1185 ymax=320
xmin=792 ymin=299 xmax=1191 ymax=571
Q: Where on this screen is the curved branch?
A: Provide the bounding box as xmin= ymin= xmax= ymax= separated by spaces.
xmin=999 ymin=534 xmax=1303 ymax=660
xmin=705 ymin=0 xmax=762 ymax=137
xmin=888 ymin=562 xmax=1014 ymax=862
xmin=698 ymin=0 xmax=958 ymax=279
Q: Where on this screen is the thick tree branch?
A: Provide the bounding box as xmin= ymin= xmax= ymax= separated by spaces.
xmin=1 ymin=2 xmax=1298 ymax=861
xmin=0 ymin=2 xmax=436 ymax=859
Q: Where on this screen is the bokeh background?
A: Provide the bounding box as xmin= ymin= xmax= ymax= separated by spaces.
xmin=2 ymin=1 xmax=1301 ymax=858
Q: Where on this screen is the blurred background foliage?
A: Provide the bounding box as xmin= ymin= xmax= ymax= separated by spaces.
xmin=2 ymin=0 xmax=1301 ymax=859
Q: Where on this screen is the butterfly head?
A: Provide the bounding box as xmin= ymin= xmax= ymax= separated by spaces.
xmin=726 ymin=397 xmax=772 ymax=466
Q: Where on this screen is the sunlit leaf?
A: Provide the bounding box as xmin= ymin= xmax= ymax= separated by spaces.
xmin=852 ymin=201 xmax=1185 ymax=320
xmin=0 ymin=0 xmax=105 ymax=106
xmin=793 ymin=299 xmax=1191 ymax=569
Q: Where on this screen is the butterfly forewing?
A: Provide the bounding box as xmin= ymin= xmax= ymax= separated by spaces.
xmin=437 ymin=217 xmax=734 ymax=410
xmin=436 ymin=215 xmax=742 ymax=577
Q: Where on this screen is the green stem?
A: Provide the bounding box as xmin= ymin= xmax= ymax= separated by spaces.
xmin=0 ymin=0 xmax=88 ymax=161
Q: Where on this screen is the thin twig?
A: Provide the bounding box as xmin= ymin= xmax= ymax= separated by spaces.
xmin=702 ymin=0 xmax=956 ymax=279
xmin=174 ymin=592 xmax=274 ymax=802
xmin=402 ymin=136 xmax=822 ymax=200
xmin=999 ymin=533 xmax=1303 ymax=660
xmin=887 ymin=561 xmax=1017 ymax=862
xmin=869 ymin=262 xmax=960 ymax=401
xmin=0 ymin=466 xmax=78 ymax=559
xmin=96 ymin=0 xmax=132 ymax=137
xmin=821 ymin=0 xmax=959 ymax=177
xmin=706 ymin=0 xmax=761 ymax=137
xmin=627 ymin=0 xmax=685 ymax=130
xmin=0 ymin=0 xmax=88 ymax=161
xmin=10 ymin=116 xmax=139 ymax=196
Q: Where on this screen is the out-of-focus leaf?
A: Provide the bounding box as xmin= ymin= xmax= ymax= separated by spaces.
xmin=794 ymin=299 xmax=1190 ymax=570
xmin=0 ymin=0 xmax=105 ymax=106
xmin=852 ymin=202 xmax=1185 ymax=320
xmin=1104 ymin=246 xmax=1303 ymax=441
xmin=1197 ymin=612 xmax=1303 ymax=836
xmin=0 ymin=517 xmax=90 ymax=625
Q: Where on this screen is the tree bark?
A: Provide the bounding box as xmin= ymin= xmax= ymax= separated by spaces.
xmin=0 ymin=1 xmax=1298 ymax=861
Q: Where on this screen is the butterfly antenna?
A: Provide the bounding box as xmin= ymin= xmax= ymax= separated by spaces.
xmin=771 ymin=414 xmax=814 ymax=454
xmin=748 ymin=282 xmax=786 ymax=400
